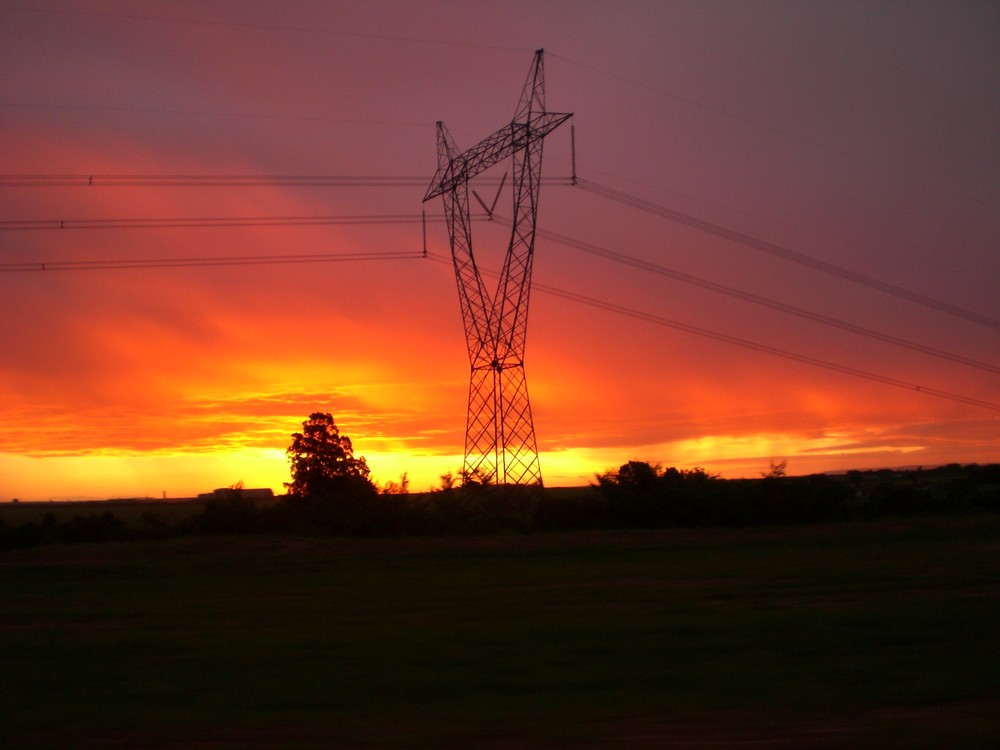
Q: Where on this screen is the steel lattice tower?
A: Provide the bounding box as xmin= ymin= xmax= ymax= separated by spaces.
xmin=424 ymin=49 xmax=571 ymax=485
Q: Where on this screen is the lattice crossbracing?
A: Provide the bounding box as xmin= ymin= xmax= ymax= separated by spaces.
xmin=424 ymin=50 xmax=571 ymax=485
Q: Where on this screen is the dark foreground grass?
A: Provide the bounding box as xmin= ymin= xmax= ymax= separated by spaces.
xmin=1 ymin=517 xmax=999 ymax=749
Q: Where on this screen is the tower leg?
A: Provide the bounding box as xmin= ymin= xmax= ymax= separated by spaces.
xmin=463 ymin=362 xmax=541 ymax=485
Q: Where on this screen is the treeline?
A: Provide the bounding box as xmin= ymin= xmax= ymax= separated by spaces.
xmin=579 ymin=461 xmax=1000 ymax=529
xmin=3 ymin=463 xmax=999 ymax=549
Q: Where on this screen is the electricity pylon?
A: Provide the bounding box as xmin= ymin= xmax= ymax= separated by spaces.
xmin=424 ymin=49 xmax=571 ymax=485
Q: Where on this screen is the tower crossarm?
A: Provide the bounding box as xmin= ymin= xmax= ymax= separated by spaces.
xmin=422 ymin=112 xmax=571 ymax=202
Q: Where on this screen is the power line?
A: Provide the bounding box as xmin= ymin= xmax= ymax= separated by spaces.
xmin=424 ymin=252 xmax=999 ymax=413
xmin=537 ymin=282 xmax=1000 ymax=413
xmin=0 ymin=174 xmax=572 ymax=188
xmin=7 ymin=170 xmax=992 ymax=333
xmin=576 ymin=178 xmax=1000 ymax=332
xmin=0 ymin=174 xmax=427 ymax=188
xmin=498 ymin=218 xmax=999 ymax=376
xmin=1 ymin=249 xmax=422 ymax=273
xmin=9 ymin=4 xmax=987 ymax=217
xmin=0 ymin=100 xmax=435 ymax=127
xmin=573 ymin=163 xmax=978 ymax=281
xmin=0 ymin=213 xmax=454 ymax=231
xmin=7 ymin=165 xmax=994 ymax=343
xmin=18 ymin=204 xmax=990 ymax=373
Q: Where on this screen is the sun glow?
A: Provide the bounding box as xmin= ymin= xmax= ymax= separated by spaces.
xmin=0 ymin=449 xmax=287 ymax=502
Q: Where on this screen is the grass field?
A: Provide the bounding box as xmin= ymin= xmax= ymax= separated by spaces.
xmin=2 ymin=516 xmax=999 ymax=748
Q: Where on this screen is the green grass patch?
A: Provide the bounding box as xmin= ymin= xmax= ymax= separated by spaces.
xmin=2 ymin=518 xmax=999 ymax=748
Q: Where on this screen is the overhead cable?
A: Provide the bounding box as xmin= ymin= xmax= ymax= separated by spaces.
xmin=491 ymin=217 xmax=999 ymax=376
xmin=0 ymin=174 xmax=572 ymax=188
xmin=0 ymin=174 xmax=426 ymax=188
xmin=0 ymin=213 xmax=454 ymax=231
xmin=576 ymin=178 xmax=1000 ymax=332
xmin=1 ymin=249 xmax=422 ymax=272
xmin=536 ymin=280 xmax=1000 ymax=413
xmin=424 ymin=252 xmax=1000 ymax=413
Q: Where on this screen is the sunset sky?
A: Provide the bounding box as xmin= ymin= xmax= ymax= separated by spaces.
xmin=2 ymin=1 xmax=998 ymax=500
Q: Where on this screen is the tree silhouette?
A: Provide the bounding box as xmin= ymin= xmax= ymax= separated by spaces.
xmin=285 ymin=413 xmax=372 ymax=498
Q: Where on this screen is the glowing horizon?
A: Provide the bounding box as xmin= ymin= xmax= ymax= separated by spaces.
xmin=4 ymin=415 xmax=996 ymax=501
